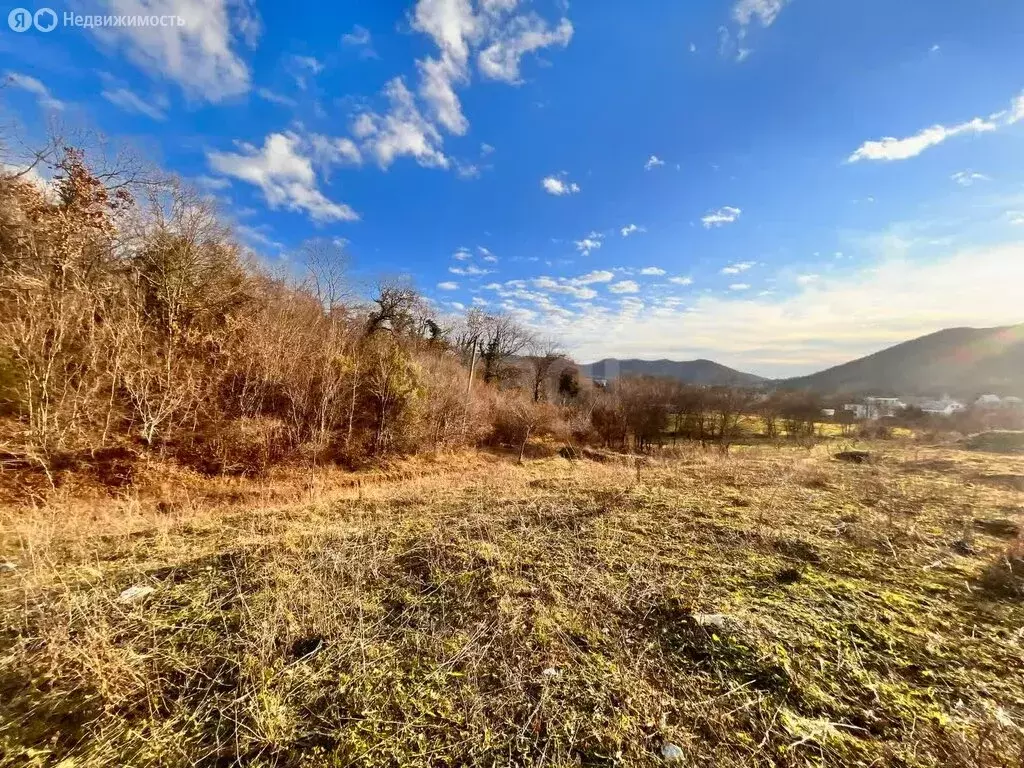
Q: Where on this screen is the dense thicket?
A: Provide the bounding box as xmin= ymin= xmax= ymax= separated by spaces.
xmin=0 ymin=147 xmax=585 ymax=476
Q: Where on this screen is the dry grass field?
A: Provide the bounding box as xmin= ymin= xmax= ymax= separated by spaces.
xmin=1 ymin=442 xmax=1023 ymax=767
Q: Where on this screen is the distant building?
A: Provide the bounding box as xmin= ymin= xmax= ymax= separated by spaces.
xmin=976 ymin=394 xmax=1002 ymax=408
xmin=843 ymin=403 xmax=868 ymax=419
xmin=864 ymin=397 xmax=906 ymax=419
xmin=841 ymin=397 xmax=906 ymax=420
xmin=820 ymin=408 xmax=836 ymax=418
xmin=918 ymin=398 xmax=965 ymax=416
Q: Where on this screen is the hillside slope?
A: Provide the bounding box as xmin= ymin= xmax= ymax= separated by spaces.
xmin=778 ymin=324 xmax=1024 ymax=396
xmin=579 ymin=358 xmax=766 ymax=387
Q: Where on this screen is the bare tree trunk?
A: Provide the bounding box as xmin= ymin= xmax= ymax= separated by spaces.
xmin=518 ymin=424 xmax=533 ymax=464
xmin=462 ymin=339 xmax=478 ymax=441
xmin=345 ymin=358 xmax=360 ymax=453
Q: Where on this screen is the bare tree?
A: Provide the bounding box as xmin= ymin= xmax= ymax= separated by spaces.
xmin=480 ymin=313 xmax=532 ymax=384
xmin=525 ymin=337 xmax=566 ymax=402
xmin=299 ymin=237 xmax=350 ymax=312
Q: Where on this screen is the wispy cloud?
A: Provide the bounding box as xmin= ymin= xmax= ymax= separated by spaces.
xmin=5 ymin=72 xmax=64 ymax=111
xmin=848 ymin=89 xmax=1024 ymax=163
xmin=720 ymin=0 xmax=792 ymax=62
xmin=342 ymin=24 xmax=378 ymax=58
xmin=504 ymin=237 xmax=1024 ymax=377
xmin=644 ymin=155 xmax=665 ymax=170
xmin=256 ymin=87 xmax=297 ymax=107
xmin=951 ymin=170 xmax=990 ymax=187
xmin=640 ymin=266 xmax=666 ymax=276
xmin=449 ymin=264 xmax=492 ymax=276
xmin=542 ymin=173 xmax=581 ymax=195
xmin=702 ymin=206 xmax=742 ymax=228
xmin=721 ymin=261 xmax=755 ymax=274
xmin=608 ymin=280 xmax=640 ymax=294
xmin=86 ymin=0 xmax=259 ymax=101
xmin=574 ymin=232 xmax=603 ymax=255
xmin=437 ymin=281 xmax=459 ymax=290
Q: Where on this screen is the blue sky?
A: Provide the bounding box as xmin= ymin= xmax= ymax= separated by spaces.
xmin=3 ymin=0 xmax=1024 ymax=376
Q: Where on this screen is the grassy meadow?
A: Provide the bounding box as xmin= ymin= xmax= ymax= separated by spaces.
xmin=1 ymin=441 xmax=1023 ymax=767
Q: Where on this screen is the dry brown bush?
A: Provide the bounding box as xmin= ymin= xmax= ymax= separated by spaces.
xmin=0 ymin=146 xmax=582 ymax=485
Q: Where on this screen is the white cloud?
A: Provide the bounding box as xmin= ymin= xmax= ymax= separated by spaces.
xmin=848 ymin=118 xmax=996 ymax=163
xmin=728 ymin=283 xmax=751 ymax=291
xmin=5 ymin=72 xmax=64 ymax=111
xmin=609 ymin=280 xmax=640 ymax=294
xmin=720 ymin=0 xmax=789 ymax=62
xmin=542 ymin=174 xmax=581 ymax=195
xmin=644 ymin=155 xmax=665 ymax=170
xmin=455 ymin=160 xmax=482 ymax=178
xmin=795 ymin=274 xmax=819 ymax=285
xmin=291 ymin=55 xmax=323 ymax=75
xmin=354 ymin=78 xmax=450 ymax=169
xmin=449 ymin=264 xmax=492 ymax=275
xmin=478 ymin=246 xmax=498 ymax=262
xmin=640 ymin=266 xmax=666 ymax=276
xmin=530 ymin=277 xmax=596 ymax=300
xmin=342 ymin=24 xmax=372 ymax=47
xmin=207 ymin=132 xmax=359 ymax=223
xmin=574 ymin=232 xmax=603 ymax=255
xmin=621 ymin=223 xmax=644 ymax=237
xmin=528 ymin=240 xmax=1024 ymax=377
xmin=848 ymin=90 xmax=1024 ymax=163
xmin=951 ymin=170 xmax=990 ymax=187
xmin=732 ymin=0 xmax=789 ymax=28
xmin=437 ymin=281 xmax=459 ymax=290
xmin=418 ymin=53 xmax=470 ymax=134
xmin=342 ymin=24 xmax=377 ymax=58
xmin=194 ymin=175 xmax=231 ymax=191
xmin=668 ymin=276 xmax=694 ymax=285
xmin=480 ymin=142 xmax=495 ymax=155
xmin=87 ymin=0 xmax=258 ymax=101
xmin=477 ymin=15 xmax=573 ymax=84
xmin=236 ymin=223 xmax=283 ymax=251
xmin=689 ymin=42 xmax=697 ymax=53
xmin=310 ymin=135 xmax=363 ymax=167
xmin=574 ymin=270 xmax=614 ymax=284
xmin=256 ymin=87 xmax=296 ymax=107
xmin=1007 ymin=212 xmax=1024 ymax=225
xmin=453 ymin=247 xmax=473 ymax=260
xmin=702 ymin=206 xmax=742 ymax=228
xmin=382 ymin=0 xmax=572 ymax=168
xmin=721 ymin=260 xmax=755 ymax=274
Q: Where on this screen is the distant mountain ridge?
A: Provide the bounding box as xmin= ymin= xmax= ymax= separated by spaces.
xmin=578 ymin=358 xmax=767 ymax=387
xmin=776 ymin=324 xmax=1024 ymax=397
xmin=580 ymin=323 xmax=1024 ymax=397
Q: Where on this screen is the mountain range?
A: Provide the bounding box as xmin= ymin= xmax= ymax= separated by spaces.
xmin=578 ymin=358 xmax=766 ymax=387
xmin=580 ymin=324 xmax=1024 ymax=397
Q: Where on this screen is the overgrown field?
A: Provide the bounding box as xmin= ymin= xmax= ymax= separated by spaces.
xmin=1 ymin=443 xmax=1023 ymax=767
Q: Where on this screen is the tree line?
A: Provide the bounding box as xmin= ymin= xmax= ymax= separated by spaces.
xmin=0 ymin=146 xmax=591 ymax=477
xmin=6 ymin=144 xmax=990 ymax=484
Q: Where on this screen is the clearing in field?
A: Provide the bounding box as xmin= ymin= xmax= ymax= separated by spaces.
xmin=1 ymin=443 xmax=1023 ymax=767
